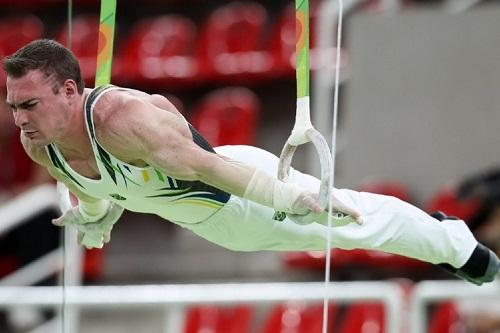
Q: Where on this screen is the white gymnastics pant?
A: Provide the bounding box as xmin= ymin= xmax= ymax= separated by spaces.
xmin=180 ymin=145 xmax=477 ymax=268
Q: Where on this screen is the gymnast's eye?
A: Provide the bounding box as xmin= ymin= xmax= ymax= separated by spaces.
xmin=14 ymin=101 xmax=38 ymax=111
xmin=22 ymin=102 xmax=37 ymax=110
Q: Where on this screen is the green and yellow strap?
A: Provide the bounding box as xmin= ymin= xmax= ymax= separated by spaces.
xmin=95 ymin=0 xmax=117 ymax=87
xmin=276 ymin=2 xmax=340 ymax=332
xmin=276 ymin=0 xmax=332 ymax=218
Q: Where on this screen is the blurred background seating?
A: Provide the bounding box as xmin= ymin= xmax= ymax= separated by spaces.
xmin=190 ymin=87 xmax=260 ymax=146
xmin=1 ymin=0 xmax=499 ymax=332
xmin=195 ymin=2 xmax=273 ymax=84
xmin=118 ymin=15 xmax=199 ymax=88
xmin=0 ymin=15 xmax=44 ymax=89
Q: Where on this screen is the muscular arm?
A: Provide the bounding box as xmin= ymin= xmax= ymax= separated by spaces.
xmin=104 ymin=97 xmax=257 ymax=196
xmin=98 ymin=94 xmax=315 ymax=214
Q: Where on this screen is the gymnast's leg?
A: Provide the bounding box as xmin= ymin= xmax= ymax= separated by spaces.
xmin=215 ymin=145 xmax=499 ymax=285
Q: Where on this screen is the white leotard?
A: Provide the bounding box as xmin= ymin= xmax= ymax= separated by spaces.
xmin=45 ymin=85 xmax=230 ymax=224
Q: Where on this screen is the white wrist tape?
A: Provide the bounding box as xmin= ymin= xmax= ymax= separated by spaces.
xmin=78 ymin=199 xmax=111 ymax=223
xmin=243 ymin=169 xmax=304 ymax=213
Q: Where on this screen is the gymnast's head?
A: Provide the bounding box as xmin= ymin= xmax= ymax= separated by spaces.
xmin=3 ymin=39 xmax=84 ymax=95
xmin=2 ymin=39 xmax=86 ymax=147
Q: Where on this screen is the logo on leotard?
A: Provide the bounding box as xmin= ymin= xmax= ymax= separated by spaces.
xmin=272 ymin=211 xmax=287 ymax=221
xmin=110 ymin=193 xmax=127 ymax=201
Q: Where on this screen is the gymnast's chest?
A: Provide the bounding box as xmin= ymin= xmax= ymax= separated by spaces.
xmin=65 ymin=158 xmax=101 ymax=180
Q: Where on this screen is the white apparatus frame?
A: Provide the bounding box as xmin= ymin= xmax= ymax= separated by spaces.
xmin=0 ymin=282 xmax=403 ymax=333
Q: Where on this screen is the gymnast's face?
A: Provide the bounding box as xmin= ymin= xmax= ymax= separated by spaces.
xmin=6 ymin=69 xmax=73 ymax=147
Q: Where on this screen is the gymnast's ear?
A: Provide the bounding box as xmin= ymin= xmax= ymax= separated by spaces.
xmin=62 ymin=79 xmax=79 ymax=98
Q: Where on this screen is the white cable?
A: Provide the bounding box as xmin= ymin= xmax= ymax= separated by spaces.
xmin=323 ymin=1 xmax=343 ymax=333
xmin=63 ymin=2 xmax=73 ymax=330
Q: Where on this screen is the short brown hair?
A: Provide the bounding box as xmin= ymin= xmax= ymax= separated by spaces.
xmin=2 ymin=39 xmax=84 ymax=94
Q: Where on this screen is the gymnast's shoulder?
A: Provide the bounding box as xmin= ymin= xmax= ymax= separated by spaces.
xmin=90 ymin=87 xmax=191 ymax=161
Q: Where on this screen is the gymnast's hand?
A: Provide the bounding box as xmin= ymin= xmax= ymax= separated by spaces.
xmin=52 ymin=202 xmax=124 ymax=249
xmin=289 ymin=191 xmax=363 ymax=226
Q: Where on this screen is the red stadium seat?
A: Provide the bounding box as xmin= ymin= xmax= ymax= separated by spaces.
xmin=57 ymin=15 xmax=122 ymax=86
xmin=73 ymin=0 xmax=100 ymax=5
xmin=0 ymin=0 xmax=61 ymax=8
xmin=0 ymin=255 xmax=20 ymax=278
xmin=184 ymin=305 xmax=253 ymax=333
xmin=284 ymin=247 xmax=428 ymax=272
xmin=300 ymin=303 xmax=337 ymax=333
xmin=338 ymin=303 xmax=385 ymax=333
xmin=190 ymin=87 xmax=260 ymax=146
xmin=260 ymin=302 xmax=336 ymax=333
xmin=427 ymin=302 xmax=463 ymax=333
xmin=119 ymin=15 xmax=199 ymax=87
xmin=268 ymin=4 xmax=296 ymax=77
xmin=0 ymin=15 xmax=44 ymax=87
xmin=358 ymin=179 xmax=413 ymax=203
xmin=196 ymin=1 xmax=273 ymax=82
xmin=82 ymin=248 xmax=104 ymax=281
xmin=425 ymin=184 xmax=480 ymax=222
